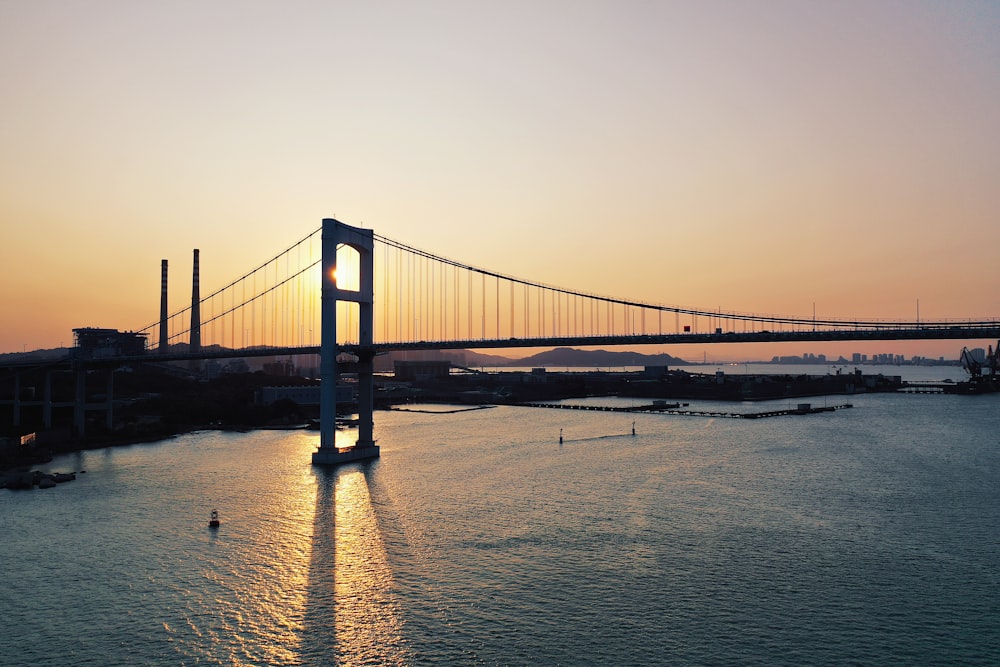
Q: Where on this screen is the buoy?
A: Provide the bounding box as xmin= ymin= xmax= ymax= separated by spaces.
xmin=209 ymin=509 xmax=220 ymax=528
xmin=559 ymin=428 xmax=563 ymax=444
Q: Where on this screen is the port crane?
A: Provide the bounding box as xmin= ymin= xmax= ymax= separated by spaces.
xmin=960 ymin=341 xmax=999 ymax=380
xmin=960 ymin=347 xmax=983 ymax=378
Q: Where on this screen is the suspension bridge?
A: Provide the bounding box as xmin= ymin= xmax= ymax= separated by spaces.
xmin=5 ymin=218 xmax=1000 ymax=465
xmin=139 ymin=221 xmax=1000 ymax=357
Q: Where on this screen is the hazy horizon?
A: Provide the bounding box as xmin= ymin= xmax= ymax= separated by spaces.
xmin=4 ymin=341 xmax=971 ymax=367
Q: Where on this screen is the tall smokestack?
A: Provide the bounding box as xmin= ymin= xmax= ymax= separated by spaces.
xmin=190 ymin=249 xmax=201 ymax=354
xmin=159 ymin=259 xmax=168 ymax=353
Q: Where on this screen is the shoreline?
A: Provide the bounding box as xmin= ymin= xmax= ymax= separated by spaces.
xmin=5 ymin=371 xmax=994 ymax=482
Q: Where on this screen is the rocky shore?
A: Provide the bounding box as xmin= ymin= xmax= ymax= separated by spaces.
xmin=2 ymin=468 xmax=82 ymax=490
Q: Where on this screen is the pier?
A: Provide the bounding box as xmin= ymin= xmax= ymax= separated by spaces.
xmin=517 ymin=401 xmax=853 ymax=419
xmin=898 ymin=384 xmax=947 ymax=394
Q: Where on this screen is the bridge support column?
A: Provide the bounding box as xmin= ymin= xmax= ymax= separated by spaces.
xmin=105 ymin=370 xmax=114 ymax=431
xmin=313 ymin=218 xmax=380 ymax=466
xmin=12 ymin=374 xmax=20 ymax=428
xmin=43 ymin=371 xmax=52 ymax=428
xmin=355 ymin=349 xmax=376 ymax=449
xmin=74 ymin=368 xmax=85 ymax=440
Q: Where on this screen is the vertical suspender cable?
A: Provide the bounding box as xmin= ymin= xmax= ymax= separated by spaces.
xmin=396 ymin=247 xmax=402 ymax=341
xmin=382 ymin=242 xmax=387 ymax=342
xmin=496 ymin=275 xmax=500 ymax=340
xmin=524 ymin=283 xmax=529 ymax=338
xmin=441 ymin=259 xmax=446 ymax=340
xmin=541 ymin=289 xmax=546 ymax=337
xmin=408 ymin=251 xmax=413 ymax=340
xmin=552 ymin=289 xmax=557 ymax=337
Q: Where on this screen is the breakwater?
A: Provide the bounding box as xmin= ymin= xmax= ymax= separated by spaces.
xmin=517 ymin=401 xmax=853 ymax=419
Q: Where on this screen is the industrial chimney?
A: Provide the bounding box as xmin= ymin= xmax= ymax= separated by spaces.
xmin=159 ymin=259 xmax=168 ymax=353
xmin=190 ymin=249 xmax=201 ymax=355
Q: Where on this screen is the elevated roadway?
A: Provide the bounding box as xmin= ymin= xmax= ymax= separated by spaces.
xmin=3 ymin=324 xmax=1000 ymax=369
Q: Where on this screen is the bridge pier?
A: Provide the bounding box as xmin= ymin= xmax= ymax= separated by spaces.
xmin=105 ymin=370 xmax=114 ymax=431
xmin=12 ymin=374 xmax=20 ymax=428
xmin=43 ymin=371 xmax=52 ymax=428
xmin=74 ymin=368 xmax=85 ymax=439
xmin=313 ymin=218 xmax=380 ymax=466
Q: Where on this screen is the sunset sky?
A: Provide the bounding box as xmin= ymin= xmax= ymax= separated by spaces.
xmin=2 ymin=1 xmax=998 ymax=361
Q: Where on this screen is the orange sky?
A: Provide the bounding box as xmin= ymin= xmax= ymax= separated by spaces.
xmin=1 ymin=1 xmax=998 ymax=361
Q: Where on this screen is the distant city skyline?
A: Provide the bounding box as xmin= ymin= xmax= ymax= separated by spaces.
xmin=768 ymin=351 xmax=961 ymax=365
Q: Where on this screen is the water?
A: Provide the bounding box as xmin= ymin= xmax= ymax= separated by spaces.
xmin=2 ymin=387 xmax=999 ymax=665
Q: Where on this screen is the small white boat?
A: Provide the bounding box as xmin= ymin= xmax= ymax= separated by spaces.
xmin=209 ymin=509 xmax=220 ymax=528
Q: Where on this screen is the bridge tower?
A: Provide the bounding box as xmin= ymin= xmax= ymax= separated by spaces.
xmin=312 ymin=218 xmax=380 ymax=466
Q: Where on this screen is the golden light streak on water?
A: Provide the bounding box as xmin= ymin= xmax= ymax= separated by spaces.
xmin=209 ymin=447 xmax=316 ymax=666
xmin=332 ymin=468 xmax=411 ymax=664
xmin=240 ymin=465 xmax=315 ymax=665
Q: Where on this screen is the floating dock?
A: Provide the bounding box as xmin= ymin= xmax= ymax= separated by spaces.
xmin=898 ymin=384 xmax=947 ymax=394
xmin=517 ymin=401 xmax=852 ymax=419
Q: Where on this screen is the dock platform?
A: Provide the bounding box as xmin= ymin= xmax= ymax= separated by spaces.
xmin=516 ymin=402 xmax=853 ymax=419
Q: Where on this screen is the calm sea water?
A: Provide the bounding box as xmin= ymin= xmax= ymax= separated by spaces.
xmin=2 ymin=370 xmax=998 ymax=666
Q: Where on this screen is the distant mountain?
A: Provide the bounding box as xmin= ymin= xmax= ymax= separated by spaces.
xmin=0 ymin=345 xmax=685 ymax=370
xmin=0 ymin=348 xmax=70 ymax=362
xmin=411 ymin=347 xmax=687 ymax=368
xmin=451 ymin=349 xmax=518 ymax=367
xmin=376 ymin=349 xmax=513 ymax=371
xmin=510 ymin=347 xmax=686 ymax=368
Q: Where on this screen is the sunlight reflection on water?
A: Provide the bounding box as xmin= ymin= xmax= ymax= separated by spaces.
xmin=333 ymin=467 xmax=410 ymax=665
xmin=178 ymin=432 xmax=318 ymax=666
xmin=302 ymin=459 xmax=411 ymax=665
